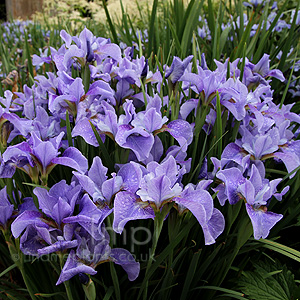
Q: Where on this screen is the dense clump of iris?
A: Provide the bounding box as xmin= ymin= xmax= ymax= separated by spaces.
xmin=0 ymin=24 xmax=297 ymax=289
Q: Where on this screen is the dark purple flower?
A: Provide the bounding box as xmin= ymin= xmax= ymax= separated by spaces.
xmin=56 ymin=225 xmax=140 ymax=285
xmin=56 ymin=250 xmax=97 ymax=285
xmin=165 ymin=56 xmax=193 ymax=84
xmin=0 ymin=186 xmax=14 ymax=228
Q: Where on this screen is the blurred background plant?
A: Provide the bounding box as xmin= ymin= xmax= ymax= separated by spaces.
xmin=34 ymin=0 xmax=105 ymax=24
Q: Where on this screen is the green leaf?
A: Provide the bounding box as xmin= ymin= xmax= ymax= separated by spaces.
xmin=103 ymin=287 xmax=114 ymax=300
xmin=277 ymin=0 xmax=300 ymax=71
xmin=258 ymin=239 xmax=300 ymax=263
xmin=180 ymin=250 xmax=202 ymax=300
xmin=101 ymin=0 xmax=118 ymax=44
xmin=22 ymin=182 xmax=50 ymax=191
xmin=280 ymin=48 xmax=298 ymax=108
xmin=147 ymin=0 xmax=159 ymax=57
xmin=82 ymin=279 xmax=96 ymax=300
xmin=252 ymin=0 xmax=289 ymax=63
xmin=0 ymin=263 xmax=17 ymax=278
xmin=89 ymin=121 xmax=114 ymax=173
xmin=206 ymin=0 xmax=215 ymax=39
xmin=138 ymin=218 xmax=196 ymax=299
xmin=110 ymin=262 xmax=121 ymax=300
xmin=34 ymin=292 xmax=67 ymax=298
xmin=219 ymin=26 xmax=232 ymax=56
xmin=240 ymin=271 xmax=287 ymax=300
xmin=216 ymin=91 xmax=222 ymax=158
xmin=180 ymin=0 xmax=203 ymax=58
xmin=239 ymin=259 xmax=297 ymax=300
xmin=83 ymin=64 xmax=91 ymax=94
xmin=65 ymin=110 xmax=73 ymax=148
xmin=167 ymin=19 xmax=182 ymax=57
xmin=192 ymin=286 xmax=249 ymax=300
xmin=232 ymin=15 xmax=253 ymax=60
xmin=24 ymin=31 xmax=34 ymax=81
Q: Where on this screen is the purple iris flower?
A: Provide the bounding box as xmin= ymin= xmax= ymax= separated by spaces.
xmin=215 ymin=164 xmax=288 ymax=239
xmin=49 ymin=72 xmax=115 ymax=119
xmin=243 ymin=54 xmax=285 ymax=87
xmin=11 ymin=181 xmax=79 ymax=255
xmin=0 ymin=132 xmax=88 ymax=180
xmin=11 ymin=208 xmax=60 ymax=256
xmin=221 ymin=111 xmax=300 ymax=178
xmin=73 ymin=156 xmax=117 ymax=203
xmin=56 ymin=225 xmax=140 ymax=285
xmin=166 ymin=120 xmax=193 ymax=152
xmin=0 ymin=186 xmax=14 ymax=229
xmin=113 ymin=156 xmax=225 ymax=245
xmin=32 ymin=48 xmax=51 ymax=68
xmin=31 ymin=106 xmax=61 ymax=141
xmin=33 ymin=180 xmax=81 ymax=227
xmin=115 ymin=99 xmax=170 ymax=162
xmin=11 ymin=180 xmax=105 ymax=256
xmin=71 ymin=156 xmax=119 ymax=232
xmin=218 ymin=78 xmax=249 ymax=121
xmin=48 ymin=77 xmax=85 ymax=117
xmin=165 ymin=55 xmax=193 ymax=84
xmin=173 ymin=183 xmax=225 ymax=245
xmin=165 ymin=145 xmax=192 ymax=173
xmin=53 ymin=45 xmax=85 ymax=72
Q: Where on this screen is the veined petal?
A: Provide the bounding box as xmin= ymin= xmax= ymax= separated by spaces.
xmin=60 ymin=30 xmax=72 ymax=48
xmin=273 ymin=151 xmax=300 ymax=179
xmin=0 ymin=186 xmax=14 ymax=226
xmin=207 ymin=208 xmax=225 ymax=242
xmin=101 ymin=176 xmax=123 ymax=203
xmin=88 ymin=156 xmax=108 ymax=189
xmin=11 ymin=211 xmax=47 ymax=238
xmin=34 ymin=187 xmax=58 ymax=218
xmin=115 ymin=125 xmax=154 ymax=161
xmin=72 ymin=118 xmax=99 ymax=147
xmin=118 ymin=162 xmax=144 ymax=194
xmin=37 ymin=240 xmax=78 ymax=256
xmin=52 ymin=198 xmax=73 ymax=225
xmin=238 ymin=180 xmax=255 ymax=205
xmin=245 ymin=204 xmax=283 ymax=239
xmin=52 ymin=147 xmax=88 ymax=174
xmin=174 ymin=189 xmax=224 ymax=245
xmin=56 ymin=250 xmax=97 ymax=285
xmin=73 ymin=172 xmax=102 ymax=200
xmin=137 ymin=175 xmax=181 ymax=207
xmin=216 ymin=168 xmax=246 ymax=205
xmin=113 ymin=191 xmax=155 ymax=234
xmin=110 ymin=248 xmax=140 ymax=281
xmin=167 ymin=120 xmax=193 ymax=152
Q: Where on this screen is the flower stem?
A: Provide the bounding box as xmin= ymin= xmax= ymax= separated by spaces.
xmin=19 ymin=266 xmax=38 ymax=300
xmin=63 ymin=279 xmax=74 ymax=300
xmin=142 ymin=205 xmax=170 ymax=300
xmin=2 ymin=229 xmax=37 ymax=300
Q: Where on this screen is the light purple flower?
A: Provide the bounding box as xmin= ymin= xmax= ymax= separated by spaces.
xmin=215 ymin=164 xmax=288 ymax=239
xmin=0 ymin=132 xmax=88 ymax=179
